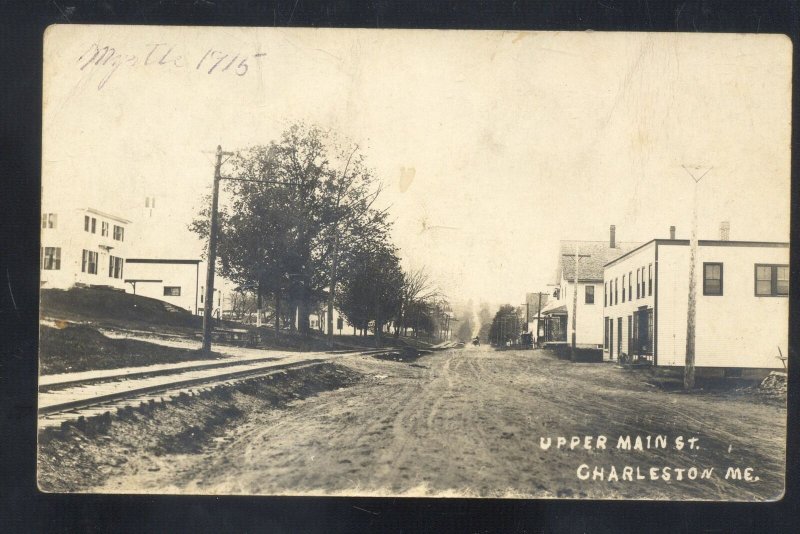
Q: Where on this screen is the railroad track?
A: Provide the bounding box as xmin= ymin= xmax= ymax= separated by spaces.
xmin=38 ymin=347 xmax=399 ymax=430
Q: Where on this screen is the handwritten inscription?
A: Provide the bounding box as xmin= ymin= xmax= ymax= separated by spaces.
xmin=77 ymin=43 xmax=267 ymax=90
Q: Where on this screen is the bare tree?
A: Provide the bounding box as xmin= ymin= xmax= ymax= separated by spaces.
xmin=394 ymin=267 xmax=439 ymax=338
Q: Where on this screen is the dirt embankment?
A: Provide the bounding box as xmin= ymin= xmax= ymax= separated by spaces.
xmin=37 ymin=363 xmax=362 ymax=492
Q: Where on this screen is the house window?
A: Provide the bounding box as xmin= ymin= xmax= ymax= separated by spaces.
xmin=755 ymin=264 xmax=789 ymax=296
xmin=585 ymin=285 xmax=595 ymax=304
xmin=604 ymin=318 xmax=609 ymax=349
xmin=640 ymin=267 xmax=646 ymax=297
xmin=604 ymin=282 xmax=607 ymax=307
xmin=622 ymin=275 xmax=626 ymax=303
xmin=636 ymin=269 xmax=640 ymax=299
xmin=84 ymin=215 xmax=96 ymax=233
xmin=41 ymin=247 xmax=61 ymax=270
xmin=113 ymin=225 xmax=125 ymax=241
xmin=101 ymin=221 xmax=109 ymax=237
xmin=703 ymin=263 xmax=723 ymax=296
xmin=614 ymin=278 xmax=618 ymax=305
xmin=81 ymin=249 xmax=98 ymax=274
xmin=648 ymin=264 xmax=653 ymax=296
xmin=164 ymin=286 xmax=181 ymax=296
xmin=108 ymin=256 xmax=124 ymax=279
xmin=628 ymin=271 xmax=632 ymax=300
xmin=41 ymin=213 xmax=57 ymax=228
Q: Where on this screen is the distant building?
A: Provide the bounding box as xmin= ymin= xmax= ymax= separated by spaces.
xmin=124 ymin=258 xmax=202 ymax=314
xmin=540 ymin=225 xmax=641 ymax=349
xmin=40 ymin=207 xmax=131 ymax=290
xmin=603 ymin=224 xmax=788 ymax=376
xmin=524 ymin=292 xmax=549 ymax=346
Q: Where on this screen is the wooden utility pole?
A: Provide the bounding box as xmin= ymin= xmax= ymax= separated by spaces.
xmin=535 ymin=291 xmax=546 ymax=347
xmin=202 ymin=145 xmax=233 ymax=353
xmin=201 ymin=144 xmax=292 ymax=353
xmin=563 ymin=249 xmax=590 ymax=362
xmin=682 ymin=165 xmax=711 ymax=389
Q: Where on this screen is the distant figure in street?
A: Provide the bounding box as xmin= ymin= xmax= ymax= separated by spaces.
xmin=472 ymin=336 xmax=480 ymax=346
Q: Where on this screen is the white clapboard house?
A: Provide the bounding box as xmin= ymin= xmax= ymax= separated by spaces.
xmin=602 ymin=224 xmax=789 ymax=377
xmin=539 ymin=226 xmax=640 ymax=349
xmin=40 ymin=207 xmax=130 ymax=290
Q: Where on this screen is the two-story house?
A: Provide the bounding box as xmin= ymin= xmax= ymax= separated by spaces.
xmin=540 ymin=226 xmax=640 ymax=350
xmin=603 ymin=224 xmax=788 ymax=376
xmin=40 ymin=207 xmax=130 ymax=290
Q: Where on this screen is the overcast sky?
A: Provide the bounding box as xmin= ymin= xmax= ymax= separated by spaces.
xmin=43 ymin=27 xmax=791 ymax=307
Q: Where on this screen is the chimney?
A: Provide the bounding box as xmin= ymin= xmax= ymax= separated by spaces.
xmin=610 ymin=225 xmax=616 ymax=248
xmin=720 ymin=221 xmax=730 ymax=241
xmin=669 ymin=226 xmax=676 ymax=240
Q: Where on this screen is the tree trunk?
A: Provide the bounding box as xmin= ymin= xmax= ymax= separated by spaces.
xmin=375 ymin=297 xmax=382 ymax=348
xmin=256 ymin=281 xmax=263 ymax=328
xmin=327 ymin=233 xmax=340 ymax=347
xmin=299 ymin=286 xmax=311 ymax=336
xmin=274 ymin=289 xmax=281 ymax=336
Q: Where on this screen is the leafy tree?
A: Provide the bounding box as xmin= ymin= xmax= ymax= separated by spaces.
xmin=336 ymin=231 xmax=404 ymax=347
xmin=190 ymin=123 xmax=386 ymax=337
xmin=489 ymin=304 xmax=521 ymax=346
xmin=456 ymin=315 xmax=474 ymax=342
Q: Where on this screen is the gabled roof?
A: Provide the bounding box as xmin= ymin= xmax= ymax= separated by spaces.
xmin=557 ymin=240 xmax=642 ymax=282
xmin=540 ymin=302 xmax=567 ymax=316
xmin=86 ymin=207 xmax=132 ymax=224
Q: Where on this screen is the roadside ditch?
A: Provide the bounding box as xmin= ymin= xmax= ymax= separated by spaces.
xmin=37 ymin=362 xmax=363 ymax=492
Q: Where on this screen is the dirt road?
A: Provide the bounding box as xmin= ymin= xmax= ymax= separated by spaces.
xmin=88 ymin=347 xmax=785 ymax=500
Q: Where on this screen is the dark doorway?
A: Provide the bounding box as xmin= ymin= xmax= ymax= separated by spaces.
xmin=627 ymin=315 xmax=632 ymax=355
xmin=609 ymin=319 xmax=614 ymax=359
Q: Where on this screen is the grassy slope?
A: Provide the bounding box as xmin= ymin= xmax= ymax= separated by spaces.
xmin=39 ymin=324 xmax=222 ymax=375
xmin=38 ymin=286 xmax=438 ymax=373
xmin=40 ymin=287 xmax=203 ymax=332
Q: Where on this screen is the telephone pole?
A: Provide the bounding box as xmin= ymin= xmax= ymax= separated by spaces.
xmin=202 ymin=145 xmax=234 ymax=353
xmin=199 ymin=145 xmax=292 ymax=353
xmin=563 ymin=249 xmax=591 ymax=362
xmin=682 ymin=165 xmax=711 ymax=389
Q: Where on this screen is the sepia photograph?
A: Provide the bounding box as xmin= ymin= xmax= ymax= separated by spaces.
xmin=37 ymin=25 xmax=790 ymax=500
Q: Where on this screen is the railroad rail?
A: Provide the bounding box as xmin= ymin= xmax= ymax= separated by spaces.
xmin=38 ymin=347 xmax=398 ymax=430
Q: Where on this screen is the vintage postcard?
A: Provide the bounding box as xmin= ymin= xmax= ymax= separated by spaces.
xmin=38 ymin=26 xmax=790 ymax=500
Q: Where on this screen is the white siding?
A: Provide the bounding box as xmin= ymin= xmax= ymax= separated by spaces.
xmin=561 ymin=275 xmax=604 ymax=347
xmin=124 ymin=262 xmax=201 ymax=313
xmin=40 ymin=208 xmax=129 ymax=290
xmin=656 ymin=242 xmax=789 ymax=369
xmin=603 ymin=242 xmax=657 ymax=360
